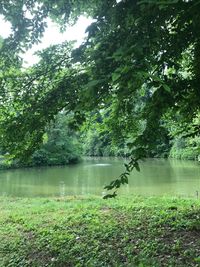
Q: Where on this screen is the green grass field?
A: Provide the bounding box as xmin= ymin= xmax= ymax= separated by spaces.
xmin=0 ymin=196 xmax=200 ymax=266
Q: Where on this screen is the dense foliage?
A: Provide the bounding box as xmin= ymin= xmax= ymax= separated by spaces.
xmin=81 ymin=112 xmax=129 ymax=157
xmin=81 ymin=111 xmax=170 ymax=158
xmin=167 ymin=112 xmax=200 ymax=160
xmin=31 ymin=113 xmax=81 ymax=166
xmin=0 ymin=113 xmax=81 ymax=168
xmin=0 ymin=0 xmax=200 ymax=194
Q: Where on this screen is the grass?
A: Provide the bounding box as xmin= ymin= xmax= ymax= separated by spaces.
xmin=0 ymin=196 xmax=200 ymax=266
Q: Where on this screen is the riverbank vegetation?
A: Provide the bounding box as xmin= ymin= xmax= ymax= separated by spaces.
xmin=1 ymin=196 xmax=200 ymax=267
xmin=0 ymin=1 xmax=199 ymax=177
xmin=1 ymin=110 xmax=199 ymax=169
xmin=0 ymin=114 xmax=81 ymax=169
xmin=0 ymin=1 xmax=200 ymax=169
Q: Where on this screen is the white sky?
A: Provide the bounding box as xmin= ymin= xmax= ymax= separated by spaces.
xmin=0 ymin=15 xmax=93 ymax=67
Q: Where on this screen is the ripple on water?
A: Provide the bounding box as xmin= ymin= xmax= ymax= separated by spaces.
xmin=94 ymin=164 xmax=111 ymax=166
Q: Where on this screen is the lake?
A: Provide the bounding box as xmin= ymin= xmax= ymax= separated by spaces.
xmin=0 ymin=158 xmax=200 ymax=197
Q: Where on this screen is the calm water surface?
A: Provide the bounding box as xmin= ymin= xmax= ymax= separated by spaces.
xmin=0 ymin=158 xmax=200 ymax=197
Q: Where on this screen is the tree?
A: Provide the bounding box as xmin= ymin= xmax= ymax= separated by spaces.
xmin=31 ymin=113 xmax=81 ymax=166
xmin=81 ymin=111 xmax=129 ymax=157
xmin=0 ymin=0 xmax=200 ymax=196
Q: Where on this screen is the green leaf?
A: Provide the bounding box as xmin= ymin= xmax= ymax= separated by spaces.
xmin=112 ymin=72 xmax=121 ymax=82
xmin=134 ymin=162 xmax=140 ymax=172
xmin=103 ymin=191 xmax=117 ymax=199
xmin=163 ymin=84 xmax=171 ymax=92
xmin=86 ymin=80 xmax=101 ymax=88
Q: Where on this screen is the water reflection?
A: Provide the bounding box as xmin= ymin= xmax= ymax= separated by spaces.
xmin=0 ymin=158 xmax=199 ymax=197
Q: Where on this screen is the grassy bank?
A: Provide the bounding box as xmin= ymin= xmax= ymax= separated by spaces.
xmin=0 ymin=196 xmax=200 ymax=267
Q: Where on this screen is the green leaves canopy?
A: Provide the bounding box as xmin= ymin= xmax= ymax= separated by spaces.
xmin=0 ymin=0 xmax=200 ymax=188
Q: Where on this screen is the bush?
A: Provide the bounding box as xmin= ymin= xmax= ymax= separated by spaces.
xmin=31 ymin=149 xmax=50 ymax=166
xmin=30 ymin=114 xmax=81 ymax=167
xmin=169 ymin=137 xmax=200 ymax=160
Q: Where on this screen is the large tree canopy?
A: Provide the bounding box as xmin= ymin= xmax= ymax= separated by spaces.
xmin=0 ymin=0 xmax=200 ymax=195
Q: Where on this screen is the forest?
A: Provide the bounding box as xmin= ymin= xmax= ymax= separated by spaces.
xmin=0 ymin=0 xmax=200 ymax=188
xmin=0 ymin=0 xmax=200 ymax=266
